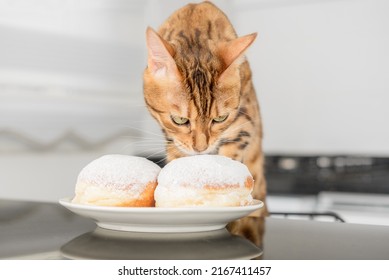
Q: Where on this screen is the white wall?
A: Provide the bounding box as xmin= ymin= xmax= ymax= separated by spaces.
xmin=233 ymin=0 xmax=389 ymax=156
xmin=0 ymin=0 xmax=150 ymax=201
xmin=0 ymin=0 xmax=146 ymax=45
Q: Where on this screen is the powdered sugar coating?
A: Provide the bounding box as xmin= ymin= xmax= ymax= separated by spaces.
xmin=157 ymin=155 xmax=252 ymax=190
xmin=76 ymin=154 xmax=161 ymax=193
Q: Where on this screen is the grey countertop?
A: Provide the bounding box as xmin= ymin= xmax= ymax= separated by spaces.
xmin=1 ymin=199 xmax=389 ymax=260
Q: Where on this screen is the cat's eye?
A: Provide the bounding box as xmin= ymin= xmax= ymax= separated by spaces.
xmin=171 ymin=116 xmax=189 ymax=125
xmin=213 ymin=114 xmax=229 ymax=123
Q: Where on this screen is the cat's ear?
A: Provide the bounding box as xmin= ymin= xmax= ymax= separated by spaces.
xmin=218 ymin=33 xmax=257 ymax=81
xmin=219 ymin=33 xmax=257 ymax=68
xmin=146 ymin=27 xmax=179 ymax=79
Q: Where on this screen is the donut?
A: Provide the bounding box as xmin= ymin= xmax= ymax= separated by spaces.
xmin=155 ymin=155 xmax=254 ymax=207
xmin=72 ymin=155 xmax=161 ymax=207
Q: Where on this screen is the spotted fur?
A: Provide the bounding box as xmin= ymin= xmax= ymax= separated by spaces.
xmin=143 ymin=1 xmax=268 ymax=242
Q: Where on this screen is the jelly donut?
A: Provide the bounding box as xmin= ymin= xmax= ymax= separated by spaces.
xmin=155 ymin=155 xmax=254 ymax=207
xmin=72 ymin=155 xmax=161 ymax=207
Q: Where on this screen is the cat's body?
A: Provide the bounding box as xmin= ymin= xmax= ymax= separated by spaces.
xmin=143 ymin=1 xmax=267 ymax=222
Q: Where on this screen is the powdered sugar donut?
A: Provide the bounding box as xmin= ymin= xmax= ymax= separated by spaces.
xmin=155 ymin=155 xmax=254 ymax=207
xmin=72 ymin=155 xmax=161 ymax=207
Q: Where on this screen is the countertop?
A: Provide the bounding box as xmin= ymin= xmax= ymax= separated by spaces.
xmin=1 ymin=199 xmax=389 ymax=260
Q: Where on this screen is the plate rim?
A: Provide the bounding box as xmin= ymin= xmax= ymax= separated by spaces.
xmin=59 ymin=197 xmax=263 ymax=232
xmin=59 ymin=197 xmax=263 ymax=213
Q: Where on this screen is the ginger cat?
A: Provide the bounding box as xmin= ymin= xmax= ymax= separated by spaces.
xmin=143 ymin=1 xmax=268 ymax=236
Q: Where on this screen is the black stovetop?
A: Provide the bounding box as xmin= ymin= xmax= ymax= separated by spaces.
xmin=146 ymin=154 xmax=389 ymax=195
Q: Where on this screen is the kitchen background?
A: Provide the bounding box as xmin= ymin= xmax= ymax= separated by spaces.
xmin=1 ymin=0 xmax=388 ymax=225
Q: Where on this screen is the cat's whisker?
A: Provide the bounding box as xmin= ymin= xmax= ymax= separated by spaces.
xmin=117 ymin=125 xmax=163 ymax=138
xmin=167 ymin=146 xmax=186 ymax=158
xmin=145 ymin=148 xmax=168 ymax=160
xmin=136 ymin=149 xmax=166 ymax=155
xmin=127 ymin=141 xmax=167 ymax=146
xmin=118 ymin=137 xmax=168 ymax=147
xmin=132 ymin=145 xmax=167 ymax=150
xmin=119 ymin=137 xmax=167 ymax=153
xmin=155 ymin=156 xmax=168 ymax=165
xmin=130 ymin=144 xmax=165 ymax=149
xmin=127 ymin=137 xmax=168 ymax=142
xmin=172 ymin=140 xmax=190 ymax=154
xmin=119 ymin=136 xmax=163 ymax=141
xmin=122 ymin=144 xmax=165 ymax=156
xmin=126 ymin=134 xmax=168 ymax=140
xmin=128 ymin=138 xmax=171 ymax=146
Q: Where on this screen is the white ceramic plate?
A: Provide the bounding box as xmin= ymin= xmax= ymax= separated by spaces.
xmin=59 ymin=198 xmax=263 ymax=233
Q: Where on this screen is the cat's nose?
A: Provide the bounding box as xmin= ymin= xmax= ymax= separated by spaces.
xmin=193 ymin=133 xmax=208 ymax=153
xmin=194 ymin=146 xmax=207 ymax=153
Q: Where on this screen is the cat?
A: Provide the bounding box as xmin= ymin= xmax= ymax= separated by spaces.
xmin=143 ymin=1 xmax=267 ymax=242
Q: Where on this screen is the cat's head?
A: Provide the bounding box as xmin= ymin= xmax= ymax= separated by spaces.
xmin=143 ymin=27 xmax=256 ymax=156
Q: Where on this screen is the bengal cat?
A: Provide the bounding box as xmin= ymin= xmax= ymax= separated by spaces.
xmin=143 ymin=1 xmax=267 ymax=244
